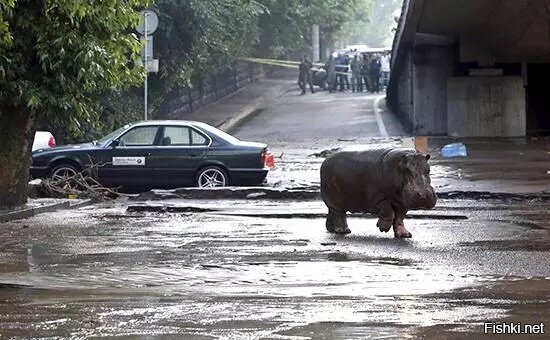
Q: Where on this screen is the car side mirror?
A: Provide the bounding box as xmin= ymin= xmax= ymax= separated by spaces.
xmin=111 ymin=139 xmax=119 ymax=148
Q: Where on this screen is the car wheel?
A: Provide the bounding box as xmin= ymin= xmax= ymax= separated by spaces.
xmin=51 ymin=164 xmax=79 ymax=190
xmin=196 ymin=166 xmax=228 ymax=188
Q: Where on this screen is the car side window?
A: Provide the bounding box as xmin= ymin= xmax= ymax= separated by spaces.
xmin=191 ymin=129 xmax=209 ymax=145
xmin=164 ymin=126 xmax=191 ymax=146
xmin=119 ymin=126 xmax=158 ymax=146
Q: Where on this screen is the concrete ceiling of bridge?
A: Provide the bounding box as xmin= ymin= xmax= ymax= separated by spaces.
xmin=417 ymin=0 xmax=550 ymax=63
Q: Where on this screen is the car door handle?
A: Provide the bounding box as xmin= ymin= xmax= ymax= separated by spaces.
xmin=145 ymin=152 xmax=151 ymax=156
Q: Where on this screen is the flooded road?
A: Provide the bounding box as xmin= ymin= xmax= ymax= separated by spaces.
xmin=0 ymin=198 xmax=548 ymax=338
xmin=2 ymin=88 xmax=549 ymax=338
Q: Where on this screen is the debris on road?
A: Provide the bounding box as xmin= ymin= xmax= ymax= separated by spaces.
xmin=131 ymin=187 xmax=321 ymax=201
xmin=309 ymin=147 xmax=341 ymax=158
xmin=127 ymin=205 xmax=217 ymax=213
xmin=441 ymin=143 xmax=468 ymax=158
xmin=28 ymin=175 xmax=125 ymax=202
xmin=246 ymin=192 xmax=267 ymax=199
xmin=321 ymin=242 xmax=337 ymax=246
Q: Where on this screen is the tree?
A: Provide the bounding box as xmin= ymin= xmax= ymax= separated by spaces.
xmin=254 ymin=0 xmax=374 ymax=58
xmin=34 ymin=0 xmax=267 ymax=142
xmin=146 ymin=0 xmax=264 ymax=116
xmin=352 ymin=0 xmax=402 ymax=47
xmin=0 ymin=0 xmax=149 ymax=207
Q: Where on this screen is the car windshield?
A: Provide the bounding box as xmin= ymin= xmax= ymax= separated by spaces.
xmin=196 ymin=123 xmax=241 ymax=144
xmin=96 ymin=125 xmax=130 ymax=145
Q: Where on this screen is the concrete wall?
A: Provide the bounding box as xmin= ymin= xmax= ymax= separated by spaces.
xmin=412 ymin=45 xmax=455 ymax=135
xmin=447 ymin=76 xmax=526 ymax=136
xmin=390 ymin=48 xmax=414 ymax=132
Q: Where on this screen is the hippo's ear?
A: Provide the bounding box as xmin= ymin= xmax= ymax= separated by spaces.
xmin=425 ymin=154 xmax=431 ymax=161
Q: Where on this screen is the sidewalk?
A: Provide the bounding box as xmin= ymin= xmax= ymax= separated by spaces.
xmin=425 ymin=137 xmax=550 ymax=195
xmin=184 ymin=78 xmax=293 ymax=132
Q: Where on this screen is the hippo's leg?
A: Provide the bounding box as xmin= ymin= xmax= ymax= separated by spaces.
xmin=392 ymin=208 xmax=412 ymax=238
xmin=326 ymin=208 xmax=351 ymax=234
xmin=376 ymin=200 xmax=394 ymax=233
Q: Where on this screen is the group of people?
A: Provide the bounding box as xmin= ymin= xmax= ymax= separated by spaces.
xmin=297 ymin=51 xmax=391 ymax=95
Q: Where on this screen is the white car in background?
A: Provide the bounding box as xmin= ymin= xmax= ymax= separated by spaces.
xmin=32 ymin=131 xmax=56 ymax=151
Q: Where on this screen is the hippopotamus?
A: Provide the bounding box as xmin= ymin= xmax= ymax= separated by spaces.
xmin=320 ymin=148 xmax=437 ymax=238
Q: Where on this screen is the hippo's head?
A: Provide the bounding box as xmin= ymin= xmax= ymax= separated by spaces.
xmin=398 ymin=153 xmax=437 ymax=209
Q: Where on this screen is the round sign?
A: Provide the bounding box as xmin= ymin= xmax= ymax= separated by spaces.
xmin=137 ymin=10 xmax=158 ymax=35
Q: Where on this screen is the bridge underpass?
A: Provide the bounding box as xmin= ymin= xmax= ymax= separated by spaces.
xmin=388 ymin=0 xmax=550 ymax=136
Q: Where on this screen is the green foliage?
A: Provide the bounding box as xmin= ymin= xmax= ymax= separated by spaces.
xmin=254 ymin=0 xmax=374 ymax=58
xmin=332 ymin=0 xmax=374 ymax=46
xmin=147 ymin=0 xmax=264 ymax=110
xmin=0 ymin=0 xmax=14 ymax=49
xmin=0 ymin=0 xmax=150 ymax=138
xmin=353 ymin=0 xmax=402 ymax=47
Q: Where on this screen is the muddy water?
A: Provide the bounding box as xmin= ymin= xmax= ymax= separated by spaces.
xmin=0 ymin=199 xmax=548 ymax=338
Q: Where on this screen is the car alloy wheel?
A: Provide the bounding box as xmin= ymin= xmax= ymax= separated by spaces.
xmin=197 ymin=167 xmax=228 ymax=188
xmin=51 ymin=165 xmax=79 ymax=190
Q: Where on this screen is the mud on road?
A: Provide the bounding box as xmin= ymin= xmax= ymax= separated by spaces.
xmin=0 ymin=198 xmax=548 ymax=339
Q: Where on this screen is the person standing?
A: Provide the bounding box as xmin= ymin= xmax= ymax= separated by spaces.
xmin=299 ymin=55 xmax=315 ymax=95
xmin=361 ymin=55 xmax=371 ymax=93
xmin=298 ymin=57 xmax=307 ymax=95
xmin=370 ymin=57 xmax=382 ymax=93
xmin=335 ymin=54 xmax=346 ymax=91
xmin=350 ymin=55 xmax=362 ymax=92
xmin=380 ymin=52 xmax=391 ymax=91
xmin=325 ymin=55 xmax=336 ymax=93
xmin=343 ymin=54 xmax=351 ymax=90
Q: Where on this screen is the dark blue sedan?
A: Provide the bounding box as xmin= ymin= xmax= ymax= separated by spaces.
xmin=30 ymin=121 xmax=274 ymax=188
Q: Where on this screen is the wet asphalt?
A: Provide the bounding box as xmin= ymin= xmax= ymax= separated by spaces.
xmin=0 ymin=86 xmax=549 ymax=338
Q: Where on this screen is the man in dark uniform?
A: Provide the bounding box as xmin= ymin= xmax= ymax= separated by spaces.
xmin=325 ymin=55 xmax=336 ymax=93
xmin=370 ymin=57 xmax=382 ymax=93
xmin=298 ymin=56 xmax=315 ymax=95
xmin=351 ymin=55 xmax=362 ymax=92
xmin=361 ymin=54 xmax=371 ymax=93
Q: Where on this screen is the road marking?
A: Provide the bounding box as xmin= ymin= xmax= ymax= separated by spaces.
xmin=373 ymin=95 xmax=388 ymax=137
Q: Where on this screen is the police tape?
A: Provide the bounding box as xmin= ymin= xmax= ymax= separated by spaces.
xmin=240 ymin=57 xmax=325 ymax=68
xmin=239 ymin=57 xmax=351 ymax=76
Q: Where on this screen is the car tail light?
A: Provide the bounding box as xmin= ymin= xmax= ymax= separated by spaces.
xmin=48 ymin=135 xmax=56 ymax=148
xmin=261 ymin=149 xmax=275 ymax=169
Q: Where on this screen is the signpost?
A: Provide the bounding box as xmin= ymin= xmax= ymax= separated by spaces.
xmin=138 ymin=10 xmax=159 ymax=120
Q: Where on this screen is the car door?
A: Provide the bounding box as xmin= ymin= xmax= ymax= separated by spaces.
xmin=97 ymin=125 xmax=161 ymax=186
xmin=148 ymin=125 xmax=209 ymax=186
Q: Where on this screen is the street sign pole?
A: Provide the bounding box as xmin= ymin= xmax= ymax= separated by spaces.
xmin=144 ymin=12 xmax=148 ymax=121
xmin=138 ymin=9 xmax=158 ymax=121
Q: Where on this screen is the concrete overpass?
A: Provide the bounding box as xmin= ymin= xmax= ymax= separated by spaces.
xmin=387 ymin=0 xmax=550 ymax=136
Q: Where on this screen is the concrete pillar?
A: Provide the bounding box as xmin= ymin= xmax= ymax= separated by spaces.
xmin=412 ymin=45 xmax=455 ymax=135
xmin=312 ymin=24 xmax=320 ymax=62
xmin=447 ymin=77 xmax=526 ymax=137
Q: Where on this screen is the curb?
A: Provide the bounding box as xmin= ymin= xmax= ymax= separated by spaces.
xmin=216 ymin=97 xmax=264 ymax=132
xmin=216 ymin=84 xmax=289 ymax=133
xmin=0 ymin=199 xmax=93 ymax=223
xmin=0 ymin=201 xmax=70 ymax=223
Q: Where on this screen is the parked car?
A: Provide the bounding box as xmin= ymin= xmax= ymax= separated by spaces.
xmin=30 ymin=121 xmax=275 ymax=188
xmin=32 ymin=131 xmax=56 ymax=151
